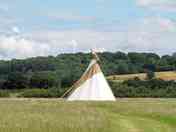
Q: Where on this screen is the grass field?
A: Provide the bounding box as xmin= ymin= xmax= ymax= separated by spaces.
xmin=0 ymin=98 xmax=176 ymax=132
xmin=108 ymin=71 xmax=176 ymax=81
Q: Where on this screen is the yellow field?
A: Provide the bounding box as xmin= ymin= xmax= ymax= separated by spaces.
xmin=108 ymin=71 xmax=176 ymax=81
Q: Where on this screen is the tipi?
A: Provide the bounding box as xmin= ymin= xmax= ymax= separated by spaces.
xmin=62 ymin=50 xmax=116 ymax=101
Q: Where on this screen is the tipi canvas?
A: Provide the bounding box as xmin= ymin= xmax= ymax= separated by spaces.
xmin=63 ymin=51 xmax=116 ymax=101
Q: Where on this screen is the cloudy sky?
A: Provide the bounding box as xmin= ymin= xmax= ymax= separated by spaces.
xmin=0 ymin=0 xmax=176 ymax=59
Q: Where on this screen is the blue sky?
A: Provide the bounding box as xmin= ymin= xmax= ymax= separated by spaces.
xmin=1 ymin=0 xmax=161 ymax=30
xmin=0 ymin=0 xmax=176 ymax=59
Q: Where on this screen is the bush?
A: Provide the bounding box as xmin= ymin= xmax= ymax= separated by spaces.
xmin=0 ymin=90 xmax=10 ymax=97
xmin=109 ymin=79 xmax=176 ymax=98
xmin=18 ymin=88 xmax=64 ymax=98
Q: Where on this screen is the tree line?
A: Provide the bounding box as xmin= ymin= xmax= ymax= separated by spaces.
xmin=110 ymin=78 xmax=176 ymax=98
xmin=0 ymin=51 xmax=176 ymax=90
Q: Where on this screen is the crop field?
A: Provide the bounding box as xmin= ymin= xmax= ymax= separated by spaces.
xmin=0 ymin=98 xmax=176 ymax=132
xmin=108 ymin=71 xmax=176 ymax=81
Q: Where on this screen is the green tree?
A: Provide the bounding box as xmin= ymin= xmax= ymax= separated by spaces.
xmin=30 ymin=71 xmax=59 ymax=88
xmin=117 ymin=62 xmax=129 ymax=74
xmin=146 ymin=70 xmax=155 ymax=80
xmin=4 ymin=72 xmax=29 ymax=89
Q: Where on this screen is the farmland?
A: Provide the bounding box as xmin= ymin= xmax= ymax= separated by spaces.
xmin=108 ymin=71 xmax=176 ymax=81
xmin=0 ymin=98 xmax=176 ymax=132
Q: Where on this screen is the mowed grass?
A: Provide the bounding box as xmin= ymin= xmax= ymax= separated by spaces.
xmin=108 ymin=71 xmax=176 ymax=81
xmin=0 ymin=99 xmax=176 ymax=132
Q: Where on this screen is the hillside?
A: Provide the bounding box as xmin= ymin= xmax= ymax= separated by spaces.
xmin=0 ymin=51 xmax=175 ymax=89
xmin=108 ymin=71 xmax=176 ymax=81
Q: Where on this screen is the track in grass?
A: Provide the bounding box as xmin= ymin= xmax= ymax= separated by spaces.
xmin=0 ymin=98 xmax=176 ymax=132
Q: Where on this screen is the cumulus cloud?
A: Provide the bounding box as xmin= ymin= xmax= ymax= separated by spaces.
xmin=136 ymin=0 xmax=176 ymax=11
xmin=0 ymin=36 xmax=51 ymax=59
xmin=12 ymin=26 xmax=20 ymax=34
xmin=0 ymin=17 xmax=176 ymax=59
xmin=0 ymin=15 xmax=20 ymax=35
xmin=25 ymin=29 xmax=122 ymax=53
xmin=69 ymin=40 xmax=78 ymax=53
xmin=125 ymin=17 xmax=176 ymax=53
xmin=0 ymin=29 xmax=125 ymax=59
xmin=27 ymin=17 xmax=176 ymax=54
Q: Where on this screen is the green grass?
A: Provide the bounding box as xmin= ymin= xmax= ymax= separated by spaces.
xmin=108 ymin=71 xmax=176 ymax=81
xmin=0 ymin=98 xmax=176 ymax=132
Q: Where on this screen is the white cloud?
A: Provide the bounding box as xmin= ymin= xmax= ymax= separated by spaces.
xmin=0 ymin=15 xmax=20 ymax=34
xmin=0 ymin=36 xmax=50 ymax=59
xmin=136 ymin=0 xmax=176 ymax=11
xmin=25 ymin=29 xmax=122 ymax=53
xmin=0 ymin=17 xmax=176 ymax=60
xmin=125 ymin=17 xmax=176 ymax=53
xmin=0 ymin=29 xmax=124 ymax=59
xmin=27 ymin=17 xmax=176 ymax=55
xmin=12 ymin=26 xmax=20 ymax=34
xmin=69 ymin=40 xmax=78 ymax=53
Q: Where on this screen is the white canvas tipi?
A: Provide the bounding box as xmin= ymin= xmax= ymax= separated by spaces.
xmin=62 ymin=51 xmax=116 ymax=101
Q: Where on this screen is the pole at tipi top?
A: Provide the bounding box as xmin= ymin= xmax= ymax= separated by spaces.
xmin=91 ymin=49 xmax=100 ymax=62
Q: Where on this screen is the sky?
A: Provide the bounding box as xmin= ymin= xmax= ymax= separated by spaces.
xmin=0 ymin=0 xmax=176 ymax=59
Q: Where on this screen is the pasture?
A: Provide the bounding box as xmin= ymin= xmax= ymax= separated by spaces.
xmin=108 ymin=71 xmax=176 ymax=81
xmin=0 ymin=98 xmax=176 ymax=132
